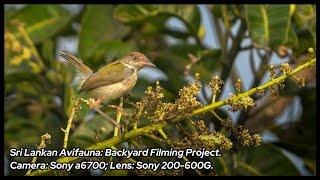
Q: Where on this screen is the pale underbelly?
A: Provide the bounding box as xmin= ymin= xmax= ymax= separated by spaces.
xmin=88 ymin=75 xmax=137 ymax=102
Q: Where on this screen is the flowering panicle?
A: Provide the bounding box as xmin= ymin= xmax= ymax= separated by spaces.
xmin=5 ymin=31 xmax=32 ymax=66
xmin=172 ymin=131 xmax=233 ymax=150
xmin=236 ymin=125 xmax=262 ymax=147
xmin=226 ymin=94 xmax=256 ymax=112
xmin=136 ymin=77 xmax=202 ymax=123
xmin=209 ymin=75 xmax=224 ymax=95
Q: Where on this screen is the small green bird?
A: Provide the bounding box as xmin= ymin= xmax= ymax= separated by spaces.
xmin=59 ymin=50 xmax=155 ymax=105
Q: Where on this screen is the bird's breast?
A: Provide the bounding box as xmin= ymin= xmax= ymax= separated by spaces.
xmin=89 ymin=73 xmax=138 ymax=102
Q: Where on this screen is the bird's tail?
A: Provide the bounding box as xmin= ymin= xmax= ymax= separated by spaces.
xmin=58 ymin=50 xmax=93 ymax=89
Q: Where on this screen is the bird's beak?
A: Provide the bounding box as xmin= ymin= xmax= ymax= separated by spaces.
xmin=144 ymin=62 xmax=156 ymax=67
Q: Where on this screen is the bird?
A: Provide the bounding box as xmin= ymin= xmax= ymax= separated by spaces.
xmin=58 ymin=50 xmax=155 ymax=130
xmin=59 ymin=50 xmax=155 ymax=104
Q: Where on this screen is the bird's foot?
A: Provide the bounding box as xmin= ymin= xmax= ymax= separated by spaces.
xmin=108 ymin=104 xmax=124 ymax=114
xmin=91 ymin=99 xmax=102 ymax=109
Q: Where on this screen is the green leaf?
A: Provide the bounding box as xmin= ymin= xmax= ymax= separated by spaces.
xmin=5 ymin=71 xmax=42 ymax=84
xmin=293 ymin=30 xmax=315 ymax=56
xmin=245 ymin=5 xmax=295 ymax=49
xmin=7 ymin=5 xmax=72 ymax=43
xmin=41 ymin=39 xmax=55 ymax=67
xmin=114 ymin=5 xmax=157 ymax=23
xmin=90 ymin=40 xmax=136 ymax=69
xmin=245 ymin=5 xmax=269 ymax=47
xmin=284 ymin=25 xmax=298 ymax=48
xmin=292 ymin=5 xmax=316 ymax=52
xmin=237 ymin=144 xmax=300 ymax=175
xmin=293 ymin=5 xmax=315 ymax=30
xmin=79 ymin=5 xmax=129 ymax=67
xmin=114 ymin=5 xmax=201 ymax=36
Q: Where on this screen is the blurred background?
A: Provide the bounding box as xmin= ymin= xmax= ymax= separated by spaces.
xmin=4 ymin=4 xmax=316 ymax=176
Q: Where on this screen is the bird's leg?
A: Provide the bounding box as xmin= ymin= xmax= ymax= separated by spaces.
xmin=92 ymin=99 xmax=102 ymax=109
xmin=113 ymin=96 xmax=124 ymax=137
xmin=91 ymin=99 xmax=121 ymax=133
xmin=107 ymin=105 xmax=124 ymax=114
xmin=93 ymin=107 xmax=122 ymax=133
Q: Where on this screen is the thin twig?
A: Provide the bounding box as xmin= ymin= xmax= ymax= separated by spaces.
xmin=94 ymin=108 xmax=121 ymax=132
xmin=249 ymin=48 xmax=256 ymax=74
xmin=210 ymin=111 xmax=225 ymax=124
xmin=157 ymin=128 xmax=167 ymax=139
xmin=237 ymin=161 xmax=262 ymax=176
xmin=217 ymin=157 xmax=229 ymax=175
xmin=63 ymin=106 xmax=76 ymax=149
xmin=25 ymin=156 xmax=38 ymax=175
xmin=182 ymin=156 xmax=204 ymax=176
xmin=25 ymin=133 xmax=50 ymax=175
xmin=240 ymin=44 xmax=253 ymax=51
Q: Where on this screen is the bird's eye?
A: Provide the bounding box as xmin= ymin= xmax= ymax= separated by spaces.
xmin=133 ymin=56 xmax=138 ymax=60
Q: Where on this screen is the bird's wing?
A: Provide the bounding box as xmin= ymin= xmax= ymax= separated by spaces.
xmin=58 ymin=50 xmax=93 ymax=89
xmin=79 ymin=62 xmax=134 ymax=92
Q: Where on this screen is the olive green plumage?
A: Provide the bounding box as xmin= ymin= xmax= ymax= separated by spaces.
xmin=59 ymin=50 xmax=155 ymax=102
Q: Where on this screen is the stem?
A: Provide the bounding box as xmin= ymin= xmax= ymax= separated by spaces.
xmin=231 ymin=153 xmax=238 ymax=175
xmin=111 ymin=146 xmax=136 ymax=163
xmin=182 ymin=156 xmax=203 ymax=176
xmin=249 ymin=48 xmax=256 ymax=74
xmin=27 ymin=58 xmax=315 ymax=176
xmin=25 ymin=133 xmax=50 ymax=175
xmin=133 ymin=106 xmax=143 ymax=130
xmin=129 ymin=140 xmax=142 ymax=149
xmin=211 ymin=111 xmax=224 ymax=124
xmin=219 ymin=20 xmax=246 ymax=85
xmin=113 ymin=97 xmax=123 ymax=137
xmin=133 ymin=121 xmax=138 ymax=129
xmin=157 ymin=128 xmax=167 ymax=139
xmin=63 ymin=106 xmax=76 ymax=149
xmin=237 ymin=161 xmax=262 ymax=176
xmin=25 ymin=156 xmax=38 ymax=175
xmin=211 ymin=93 xmax=216 ymax=104
xmin=217 ymin=157 xmax=228 ymax=175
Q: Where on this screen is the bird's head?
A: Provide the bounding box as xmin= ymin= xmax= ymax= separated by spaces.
xmin=120 ymin=51 xmax=156 ymax=70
